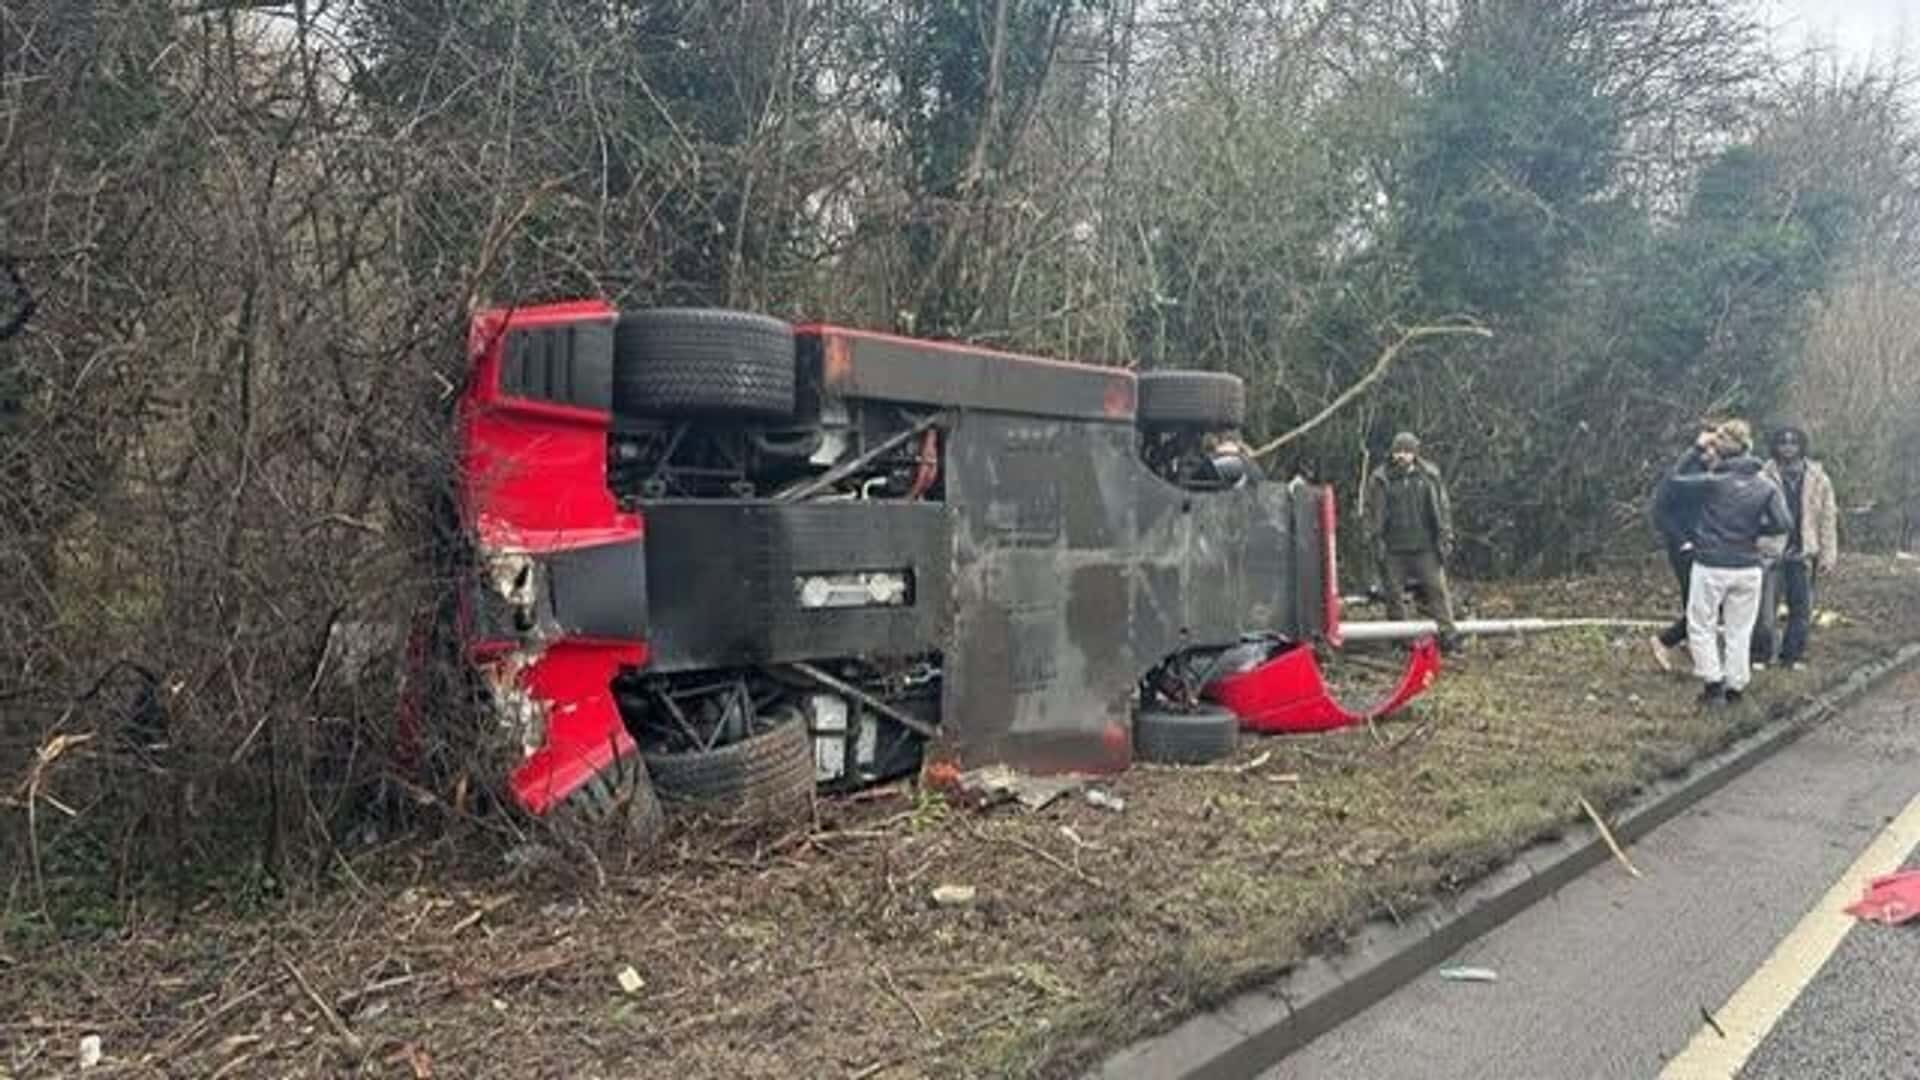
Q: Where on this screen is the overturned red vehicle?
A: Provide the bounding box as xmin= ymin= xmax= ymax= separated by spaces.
xmin=455 ymin=301 xmax=1437 ymax=827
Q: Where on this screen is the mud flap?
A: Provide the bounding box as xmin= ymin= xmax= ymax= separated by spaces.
xmin=1205 ymin=637 xmax=1442 ymax=734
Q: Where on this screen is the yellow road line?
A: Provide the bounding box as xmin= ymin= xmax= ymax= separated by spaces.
xmin=1661 ymin=792 xmax=1920 ymax=1079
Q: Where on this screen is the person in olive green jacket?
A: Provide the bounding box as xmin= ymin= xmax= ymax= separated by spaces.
xmin=1364 ymin=432 xmax=1459 ymax=651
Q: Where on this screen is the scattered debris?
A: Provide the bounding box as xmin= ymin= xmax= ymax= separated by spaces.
xmin=1843 ymin=870 xmax=1920 ymax=925
xmin=950 ymin=765 xmax=1083 ymax=812
xmin=1437 ymin=966 xmax=1498 ymax=983
xmin=1578 ymin=795 xmax=1643 ymax=880
xmin=541 ymin=899 xmax=587 ymax=921
xmin=931 ymin=884 xmax=978 ymax=908
xmin=1084 ymin=789 xmax=1126 ymax=814
xmin=617 ymin=966 xmax=646 ymax=996
xmin=1236 ymin=750 xmax=1274 ymax=774
xmin=79 ymin=1035 xmax=102 ymax=1069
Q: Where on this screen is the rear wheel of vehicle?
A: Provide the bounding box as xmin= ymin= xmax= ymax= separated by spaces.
xmin=551 ymin=752 xmax=668 ymax=855
xmin=1136 ymin=370 xmax=1246 ymax=428
xmin=1135 ymin=705 xmax=1240 ymax=765
xmin=613 ymin=308 xmax=796 ymax=420
xmin=643 ymin=709 xmax=815 ymax=824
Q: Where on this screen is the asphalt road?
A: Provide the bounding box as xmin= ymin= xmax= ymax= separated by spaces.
xmin=1737 ymin=843 xmax=1920 ymax=1080
xmin=1263 ymin=667 xmax=1920 ymax=1080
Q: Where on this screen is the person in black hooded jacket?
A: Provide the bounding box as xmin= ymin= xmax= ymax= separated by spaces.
xmin=1647 ymin=423 xmax=1717 ymax=672
xmin=1663 ymin=420 xmax=1792 ymax=706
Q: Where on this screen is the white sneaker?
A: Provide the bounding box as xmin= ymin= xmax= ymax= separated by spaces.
xmin=1648 ymin=636 xmax=1673 ymax=673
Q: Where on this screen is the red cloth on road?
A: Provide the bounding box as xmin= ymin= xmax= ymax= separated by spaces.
xmin=1843 ymin=870 xmax=1920 ymax=925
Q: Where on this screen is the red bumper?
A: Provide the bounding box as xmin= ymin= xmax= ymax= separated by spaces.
xmin=1206 ymin=637 xmax=1441 ymax=734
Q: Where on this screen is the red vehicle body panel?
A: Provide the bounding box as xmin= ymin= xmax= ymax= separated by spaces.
xmin=461 ymin=300 xmax=646 ymax=813
xmin=1207 ymin=637 xmax=1441 ymax=734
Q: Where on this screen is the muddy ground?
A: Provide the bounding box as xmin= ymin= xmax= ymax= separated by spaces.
xmin=6 ymin=556 xmax=1920 ymax=1078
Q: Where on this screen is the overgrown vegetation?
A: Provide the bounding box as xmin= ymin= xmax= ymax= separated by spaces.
xmin=4 ymin=0 xmax=1920 ymax=969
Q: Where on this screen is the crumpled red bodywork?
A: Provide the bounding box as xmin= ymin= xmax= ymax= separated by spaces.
xmin=1844 ymin=870 xmax=1920 ymax=926
xmin=1205 ymin=637 xmax=1442 ymax=734
xmin=461 ymin=300 xmax=646 ymax=815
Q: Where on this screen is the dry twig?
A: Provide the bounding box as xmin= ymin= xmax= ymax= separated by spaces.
xmin=1577 ymin=795 xmax=1643 ymax=880
xmin=281 ymin=955 xmax=365 ymax=1055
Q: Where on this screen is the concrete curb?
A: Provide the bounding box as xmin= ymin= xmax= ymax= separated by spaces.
xmin=1092 ymin=641 xmax=1920 ymax=1080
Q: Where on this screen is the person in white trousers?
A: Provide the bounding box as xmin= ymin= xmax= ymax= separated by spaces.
xmin=1661 ymin=420 xmax=1792 ymax=706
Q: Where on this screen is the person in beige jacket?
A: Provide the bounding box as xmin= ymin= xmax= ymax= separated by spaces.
xmin=1753 ymin=425 xmax=1839 ymax=670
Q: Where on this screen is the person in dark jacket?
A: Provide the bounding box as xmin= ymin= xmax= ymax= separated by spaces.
xmin=1663 ymin=420 xmax=1792 ymax=706
xmin=1363 ymin=431 xmax=1459 ymax=652
xmin=1751 ymin=425 xmax=1840 ymax=670
xmin=1648 ymin=424 xmax=1718 ymax=672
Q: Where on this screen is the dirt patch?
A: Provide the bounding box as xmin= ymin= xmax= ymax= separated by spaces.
xmin=7 ymin=557 xmax=1920 ymax=1078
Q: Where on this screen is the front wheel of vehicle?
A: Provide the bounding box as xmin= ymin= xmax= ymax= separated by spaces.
xmin=549 ymin=752 xmax=669 ymax=861
xmin=613 ymin=307 xmax=797 ymax=420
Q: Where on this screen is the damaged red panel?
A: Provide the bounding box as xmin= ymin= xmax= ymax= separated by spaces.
xmin=461 ymin=300 xmax=638 ymax=551
xmin=460 ymin=301 xmax=647 ymax=814
xmin=1207 ymin=638 xmax=1442 ymax=734
xmin=1845 ymin=870 xmax=1920 ymax=926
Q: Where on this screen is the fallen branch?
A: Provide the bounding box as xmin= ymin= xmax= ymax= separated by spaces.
xmin=1577 ymin=795 xmax=1643 ymax=880
xmin=1250 ymin=323 xmax=1492 ymax=461
xmin=877 ymin=963 xmax=931 ymax=1033
xmin=438 ymin=940 xmax=576 ymax=999
xmin=281 ymin=955 xmax=365 ymax=1055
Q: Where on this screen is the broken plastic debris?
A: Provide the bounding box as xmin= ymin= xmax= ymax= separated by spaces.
xmin=617 ymin=966 xmax=646 ymax=995
xmin=1844 ymin=870 xmax=1920 ymax=925
xmin=931 ymin=884 xmax=978 ymax=908
xmin=1084 ymin=789 xmax=1126 ymax=814
xmin=79 ymin=1035 xmax=103 ymax=1069
xmin=1437 ymin=966 xmax=1499 ymax=983
xmin=952 ymin=765 xmax=1082 ymax=811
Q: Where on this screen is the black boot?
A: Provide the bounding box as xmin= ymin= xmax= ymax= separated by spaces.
xmin=1698 ymin=681 xmax=1727 ymax=707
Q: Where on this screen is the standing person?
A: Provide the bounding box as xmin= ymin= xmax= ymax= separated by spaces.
xmin=1648 ymin=425 xmax=1717 ymax=672
xmin=1754 ymin=425 xmax=1839 ymax=670
xmin=1663 ymin=420 xmax=1792 ymax=706
xmin=1364 ymin=432 xmax=1460 ymax=653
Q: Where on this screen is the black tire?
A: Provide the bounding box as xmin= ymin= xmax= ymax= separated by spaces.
xmin=643 ymin=710 xmax=815 ymax=823
xmin=1135 ymin=705 xmax=1240 ymax=765
xmin=551 ymin=752 xmax=667 ymax=853
xmin=1136 ymin=370 xmax=1246 ymax=428
xmin=613 ymin=307 xmax=796 ymax=419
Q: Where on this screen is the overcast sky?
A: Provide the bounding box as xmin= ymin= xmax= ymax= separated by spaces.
xmin=1763 ymin=0 xmax=1915 ymax=68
